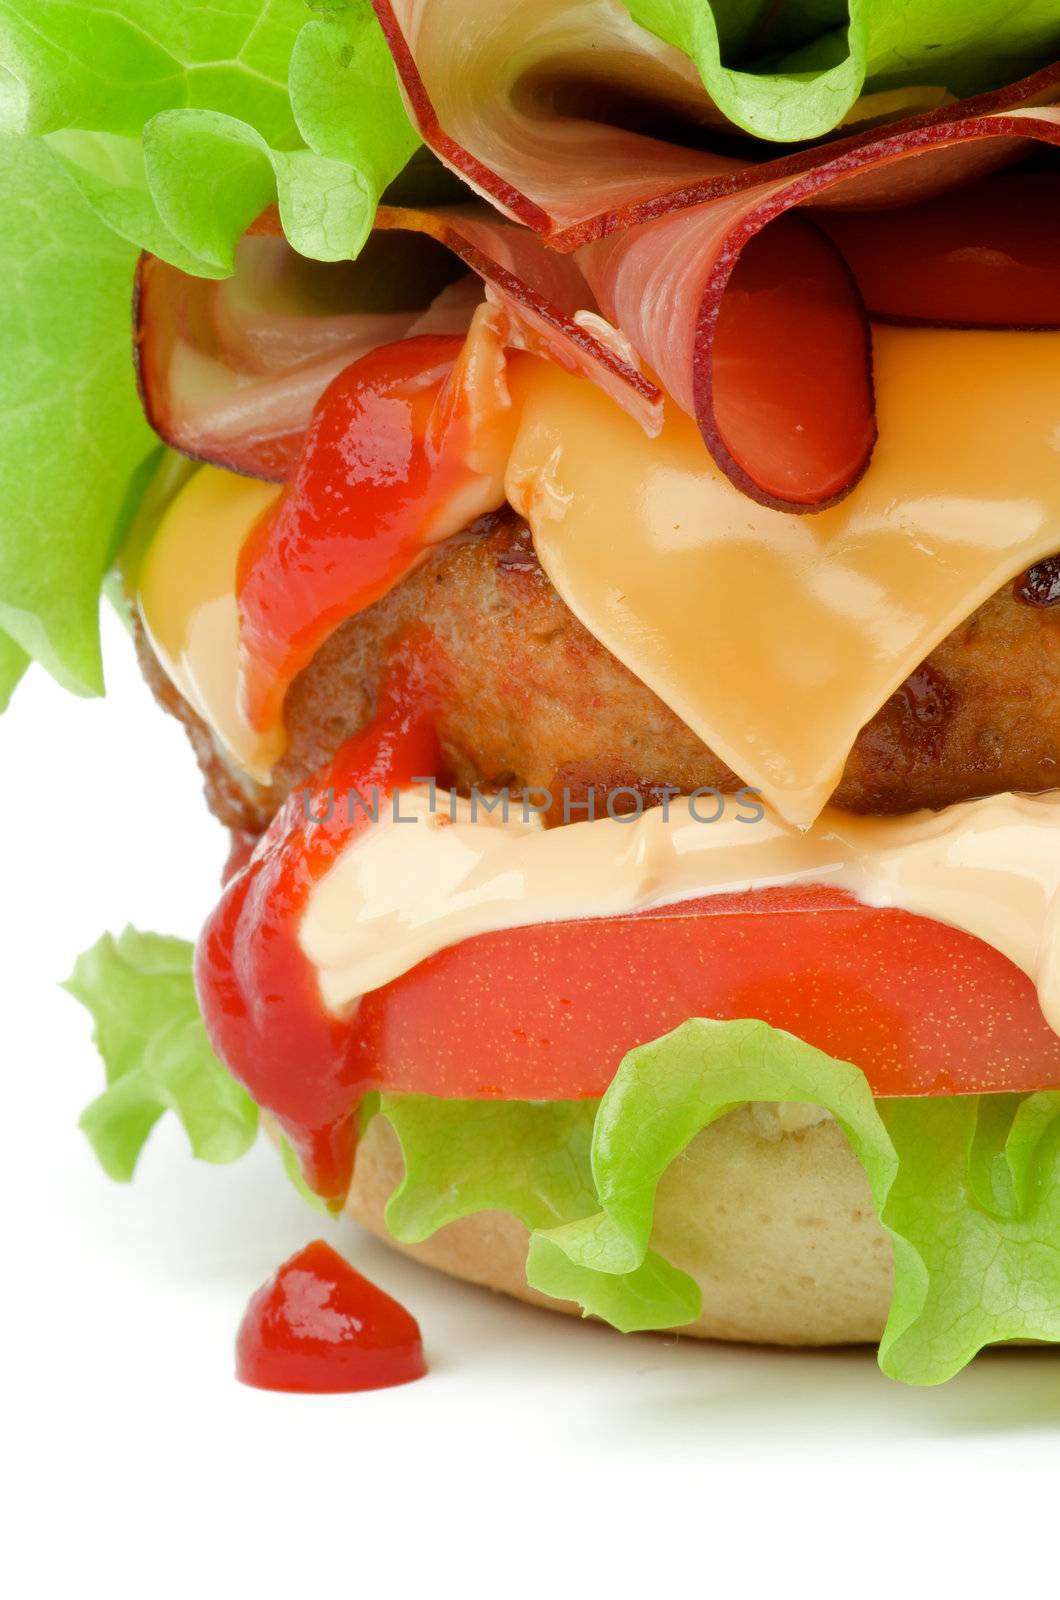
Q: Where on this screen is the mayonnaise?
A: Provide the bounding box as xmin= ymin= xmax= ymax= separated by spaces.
xmin=299 ymin=787 xmax=1060 ymax=1033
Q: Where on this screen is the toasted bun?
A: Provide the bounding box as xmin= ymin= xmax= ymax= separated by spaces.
xmin=347 ymin=1105 xmax=895 ymax=1346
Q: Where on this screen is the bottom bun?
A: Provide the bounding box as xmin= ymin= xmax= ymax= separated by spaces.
xmin=347 ymin=1106 xmax=895 ymax=1347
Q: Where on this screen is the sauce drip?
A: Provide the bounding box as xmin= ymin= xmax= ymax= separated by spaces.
xmin=236 ymin=308 xmax=517 ymax=735
xmin=197 ymin=716 xmax=1060 ymax=1206
xmin=194 ymin=642 xmax=445 ymax=1205
xmin=236 ymin=1240 xmax=426 ymax=1394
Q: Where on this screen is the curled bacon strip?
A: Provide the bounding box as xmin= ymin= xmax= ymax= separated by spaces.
xmin=374 ymin=4 xmax=1060 ymax=507
xmin=373 ymin=206 xmax=661 ymax=432
xmin=374 ymin=2 xmax=1060 ymax=242
xmin=373 ymin=0 xmax=725 ymax=240
xmin=814 ymin=171 xmax=1060 ymax=329
xmin=573 ymin=108 xmax=1060 ymax=508
xmin=134 ymin=207 xmax=659 ymax=482
xmin=139 ymin=15 xmax=1060 ymax=512
xmin=134 ymin=233 xmax=460 ymax=481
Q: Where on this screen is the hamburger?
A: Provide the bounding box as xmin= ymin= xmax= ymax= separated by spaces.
xmin=4 ymin=1 xmax=1060 ymax=1387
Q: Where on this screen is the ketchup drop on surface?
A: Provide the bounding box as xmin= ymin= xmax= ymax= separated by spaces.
xmin=235 ymin=1240 xmax=427 ymax=1394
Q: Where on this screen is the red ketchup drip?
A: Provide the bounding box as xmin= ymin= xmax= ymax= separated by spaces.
xmin=223 ymin=828 xmax=260 ymax=885
xmin=237 ymin=332 xmax=494 ymax=735
xmin=236 ymin=1240 xmax=426 ymax=1394
xmin=194 ymin=644 xmax=445 ymax=1205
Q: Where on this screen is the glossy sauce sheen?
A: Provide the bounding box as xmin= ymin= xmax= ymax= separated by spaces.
xmin=196 ymin=687 xmax=1060 ymax=1204
xmin=509 ymin=327 xmax=1060 ymax=826
xmin=235 ymin=1240 xmax=426 ymax=1393
xmin=143 ymin=327 xmax=1060 ymax=824
xmin=236 ymin=307 xmax=517 ymax=735
xmin=195 ymin=649 xmax=445 ymax=1203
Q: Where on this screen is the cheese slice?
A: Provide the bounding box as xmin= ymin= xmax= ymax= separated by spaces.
xmin=506 ymin=327 xmax=1060 ymax=827
xmin=137 ymin=466 xmax=284 ymax=783
xmin=139 ymin=327 xmax=1060 ymax=817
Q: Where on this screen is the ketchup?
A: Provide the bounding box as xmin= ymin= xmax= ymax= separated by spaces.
xmin=236 ymin=314 xmax=516 ymax=735
xmin=194 ymin=642 xmax=446 ymax=1205
xmin=199 ymin=318 xmax=515 ymax=1206
xmin=223 ymin=827 xmax=260 ymax=885
xmin=236 ymin=1240 xmax=426 ymax=1394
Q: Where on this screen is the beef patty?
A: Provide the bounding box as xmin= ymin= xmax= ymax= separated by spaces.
xmin=136 ymin=509 xmax=1060 ymax=835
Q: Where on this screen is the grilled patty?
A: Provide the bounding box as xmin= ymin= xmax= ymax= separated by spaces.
xmin=136 ymin=509 xmax=1060 ymax=835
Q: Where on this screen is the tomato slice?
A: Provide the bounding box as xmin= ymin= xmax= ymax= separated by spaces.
xmin=346 ymin=884 xmax=1060 ymax=1100
xmin=197 ymin=682 xmax=1060 ymax=1208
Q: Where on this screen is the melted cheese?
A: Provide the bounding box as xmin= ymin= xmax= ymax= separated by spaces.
xmin=300 ymin=787 xmax=1060 ymax=1034
xmin=139 ymin=329 xmax=1060 ymax=819
xmin=506 ymin=328 xmax=1060 ymax=827
xmin=136 ymin=326 xmax=1060 ymax=1037
xmin=138 ymin=466 xmax=284 ymax=783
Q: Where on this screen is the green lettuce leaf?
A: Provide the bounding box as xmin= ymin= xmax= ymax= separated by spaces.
xmin=375 ymin=1019 xmax=1060 ymax=1383
xmin=0 ymin=6 xmax=418 ymax=712
xmin=0 ymin=0 xmax=302 ymax=139
xmin=65 ymin=928 xmax=258 ymax=1180
xmin=376 ymin=1094 xmax=700 ymax=1330
xmin=0 ymin=134 xmax=154 ymax=698
xmin=379 ymin=1096 xmax=598 ymax=1237
xmin=0 ymin=628 xmax=28 ymax=710
xmin=876 ymin=1094 xmax=1060 ymax=1383
xmin=66 ymin=926 xmax=1060 ymax=1384
xmin=625 ymin=1 xmax=1060 ymax=142
xmin=0 ymin=2 xmax=419 ymax=273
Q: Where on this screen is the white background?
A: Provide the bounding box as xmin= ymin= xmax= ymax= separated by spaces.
xmin=4 ymin=609 xmax=1058 ymax=1596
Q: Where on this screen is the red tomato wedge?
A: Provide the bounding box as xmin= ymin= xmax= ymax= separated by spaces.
xmin=197 ymin=681 xmax=1060 ymax=1207
xmin=345 ymin=884 xmax=1060 ymax=1102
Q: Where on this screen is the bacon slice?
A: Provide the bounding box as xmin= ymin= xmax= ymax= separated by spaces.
xmin=134 ymin=235 xmax=460 ymax=481
xmin=372 ymin=0 xmax=724 ymax=238
xmin=374 ymin=3 xmax=1060 ymax=242
xmin=137 ymin=21 xmax=1060 ymax=514
xmin=814 ymin=171 xmax=1060 ymax=329
xmin=572 ymin=107 xmax=1060 ymax=508
xmin=135 ymin=208 xmax=659 ymax=480
xmin=372 ymin=9 xmax=1060 ymax=508
xmin=373 ymin=205 xmax=661 ymax=432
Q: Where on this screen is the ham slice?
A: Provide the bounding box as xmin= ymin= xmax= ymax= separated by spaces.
xmin=373 ymin=205 xmax=661 ymax=432
xmin=374 ymin=3 xmax=1060 ymax=242
xmin=814 ymin=171 xmax=1060 ymax=328
xmin=573 ymin=107 xmax=1059 ymax=508
xmin=135 ymin=235 xmax=448 ymax=482
xmin=372 ymin=0 xmax=724 ymax=237
xmin=135 ymin=207 xmax=659 ymax=482
xmin=139 ymin=13 xmax=1060 ymax=513
xmin=372 ymin=6 xmax=1060 ymax=508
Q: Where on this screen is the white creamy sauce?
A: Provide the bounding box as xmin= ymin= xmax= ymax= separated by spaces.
xmin=299 ymin=787 xmax=1060 ymax=1032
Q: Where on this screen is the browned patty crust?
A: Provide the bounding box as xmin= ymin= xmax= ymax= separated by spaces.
xmin=136 ymin=510 xmax=1060 ymax=835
